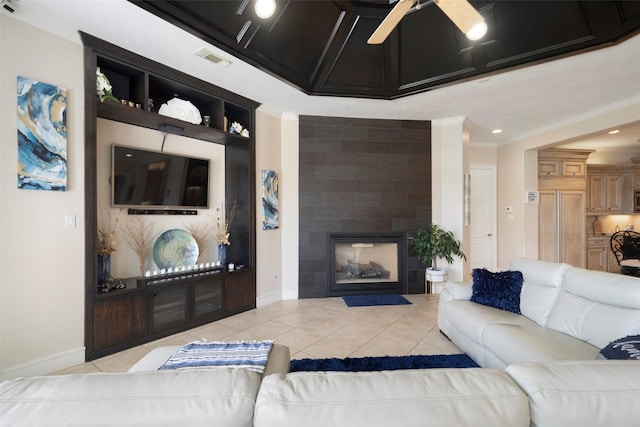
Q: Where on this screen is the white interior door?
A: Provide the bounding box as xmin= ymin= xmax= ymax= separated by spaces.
xmin=469 ymin=166 xmax=497 ymax=271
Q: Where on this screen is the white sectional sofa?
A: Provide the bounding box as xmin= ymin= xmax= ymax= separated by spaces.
xmin=438 ymin=256 xmax=640 ymax=369
xmin=2 ymin=359 xmax=638 ymax=427
xmin=2 ymin=258 xmax=639 ymax=426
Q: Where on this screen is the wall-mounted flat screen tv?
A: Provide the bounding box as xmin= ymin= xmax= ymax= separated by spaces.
xmin=111 ymin=144 xmax=210 ymax=209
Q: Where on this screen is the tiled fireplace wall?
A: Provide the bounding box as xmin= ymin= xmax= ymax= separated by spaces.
xmin=298 ymin=115 xmax=432 ymax=298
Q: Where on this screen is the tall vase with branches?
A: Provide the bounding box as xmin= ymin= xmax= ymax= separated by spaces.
xmin=120 ymin=215 xmax=156 ymax=276
xmin=215 ymin=200 xmax=237 ymax=266
xmin=97 ymin=208 xmax=122 ymax=291
xmin=184 ymin=219 xmax=214 ymax=264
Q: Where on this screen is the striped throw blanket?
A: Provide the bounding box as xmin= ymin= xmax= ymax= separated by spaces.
xmin=158 ymin=340 xmax=274 ymax=374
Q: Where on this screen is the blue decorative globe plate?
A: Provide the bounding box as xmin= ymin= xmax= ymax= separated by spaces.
xmin=153 ymin=229 xmax=199 ymax=269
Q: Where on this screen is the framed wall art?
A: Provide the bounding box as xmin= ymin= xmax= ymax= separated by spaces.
xmin=17 ymin=76 xmax=68 ymax=191
xmin=261 ymin=169 xmax=279 ymax=230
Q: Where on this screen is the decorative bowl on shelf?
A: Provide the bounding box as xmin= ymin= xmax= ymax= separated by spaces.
xmin=158 ymin=97 xmax=202 ymax=125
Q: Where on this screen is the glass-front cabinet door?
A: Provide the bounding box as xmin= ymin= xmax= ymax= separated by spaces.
xmin=149 ymin=285 xmax=188 ymax=332
xmin=192 ymin=276 xmax=223 ymax=320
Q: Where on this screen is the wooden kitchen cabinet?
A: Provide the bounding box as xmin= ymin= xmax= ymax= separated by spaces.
xmin=588 ymin=167 xmax=623 ymax=213
xmin=539 ymin=190 xmax=586 ymax=268
xmin=538 ymin=149 xmax=592 ymax=269
xmin=538 ymin=158 xmax=586 ymax=178
xmin=586 ymin=235 xmax=620 ymax=273
xmin=586 ymin=236 xmax=609 ymax=271
xmin=562 ymin=160 xmax=586 ymax=177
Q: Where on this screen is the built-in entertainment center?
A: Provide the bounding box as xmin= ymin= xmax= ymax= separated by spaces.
xmin=81 ymin=32 xmax=259 ymax=361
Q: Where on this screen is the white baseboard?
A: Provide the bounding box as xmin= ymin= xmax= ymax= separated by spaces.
xmin=0 ymin=346 xmax=85 ymax=381
xmin=256 ymin=290 xmax=282 ymax=307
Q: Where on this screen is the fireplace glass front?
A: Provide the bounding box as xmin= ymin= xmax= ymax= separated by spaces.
xmin=327 ymin=232 xmax=407 ymax=296
xmin=335 ymin=243 xmax=398 ymax=284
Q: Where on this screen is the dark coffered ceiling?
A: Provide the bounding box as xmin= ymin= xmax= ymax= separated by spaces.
xmin=131 ymin=1 xmax=640 ymax=100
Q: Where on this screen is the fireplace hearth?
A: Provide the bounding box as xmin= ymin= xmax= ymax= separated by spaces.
xmin=327 ymin=232 xmax=408 ymax=297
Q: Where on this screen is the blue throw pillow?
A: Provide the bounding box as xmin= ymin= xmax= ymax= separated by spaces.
xmin=597 ymin=335 xmax=640 ymax=360
xmin=470 ymin=268 xmax=523 ymax=314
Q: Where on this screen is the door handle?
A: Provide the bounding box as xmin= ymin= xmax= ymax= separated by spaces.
xmin=487 ymin=233 xmax=492 ymax=237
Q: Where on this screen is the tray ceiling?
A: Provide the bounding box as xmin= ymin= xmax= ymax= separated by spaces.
xmin=132 ymin=0 xmax=640 ymax=99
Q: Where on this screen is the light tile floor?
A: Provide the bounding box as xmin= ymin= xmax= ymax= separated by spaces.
xmin=54 ymin=293 xmax=460 ymax=375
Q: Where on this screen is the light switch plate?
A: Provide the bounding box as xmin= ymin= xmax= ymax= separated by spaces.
xmin=64 ymin=214 xmax=76 ymax=228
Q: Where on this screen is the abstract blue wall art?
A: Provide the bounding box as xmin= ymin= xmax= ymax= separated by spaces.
xmin=262 ymin=169 xmax=279 ymax=230
xmin=17 ymin=76 xmax=68 ymax=191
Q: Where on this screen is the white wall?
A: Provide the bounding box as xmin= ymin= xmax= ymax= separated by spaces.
xmin=254 ymin=110 xmax=299 ymax=304
xmin=1 ymin=16 xmax=85 ymax=379
xmin=431 ymin=118 xmax=468 ymax=281
xmin=279 ymin=113 xmax=300 ymax=300
xmin=587 ymin=150 xmax=640 ymax=165
xmin=255 ymin=109 xmax=283 ymax=306
xmin=495 ymin=143 xmax=528 ymax=269
xmin=469 ymin=144 xmax=497 ymax=165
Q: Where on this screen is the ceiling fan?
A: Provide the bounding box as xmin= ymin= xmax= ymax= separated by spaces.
xmin=368 ymin=0 xmax=488 ymax=44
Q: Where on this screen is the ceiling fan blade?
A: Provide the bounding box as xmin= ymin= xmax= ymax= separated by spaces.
xmin=367 ymin=0 xmax=417 ymax=45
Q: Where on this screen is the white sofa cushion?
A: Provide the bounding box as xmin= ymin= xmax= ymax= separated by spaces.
xmin=509 ymin=257 xmax=568 ymax=326
xmin=546 ymin=267 xmax=640 ymax=348
xmin=560 ymin=266 xmax=640 ymax=309
xmin=255 ymin=369 xmax=530 ymax=427
xmin=0 ymin=369 xmax=260 ymax=427
xmin=483 ymin=324 xmax=600 ymax=367
xmin=506 ymin=360 xmax=640 ymax=427
xmin=445 ymin=300 xmax=536 ymax=343
xmin=442 ymin=281 xmax=473 ymax=300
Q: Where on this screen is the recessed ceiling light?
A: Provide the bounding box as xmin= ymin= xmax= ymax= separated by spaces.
xmin=608 ymin=129 xmax=620 ymax=135
xmin=255 ymin=0 xmax=276 ymax=19
xmin=492 ymin=129 xmax=502 ymax=134
xmin=466 ymin=21 xmax=488 ymax=41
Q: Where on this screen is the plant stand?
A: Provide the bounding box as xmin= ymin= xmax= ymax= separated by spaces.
xmin=425 ymin=268 xmax=448 ymax=294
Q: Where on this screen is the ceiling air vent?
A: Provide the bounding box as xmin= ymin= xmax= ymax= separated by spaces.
xmin=193 ymin=47 xmax=231 ymax=67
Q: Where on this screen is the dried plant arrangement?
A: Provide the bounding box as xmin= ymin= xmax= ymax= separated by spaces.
xmin=120 ymin=214 xmax=156 ymax=276
xmin=184 ymin=219 xmax=214 ymax=262
xmin=215 ymin=200 xmax=237 ymax=246
xmin=97 ymin=208 xmax=123 ymax=256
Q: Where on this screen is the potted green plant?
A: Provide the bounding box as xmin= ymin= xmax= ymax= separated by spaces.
xmin=410 ymin=224 xmax=466 ymax=276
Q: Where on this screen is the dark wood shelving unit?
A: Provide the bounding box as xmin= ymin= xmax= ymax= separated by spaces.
xmin=97 ymin=101 xmax=250 ymax=145
xmin=81 ymin=32 xmax=259 ymax=361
